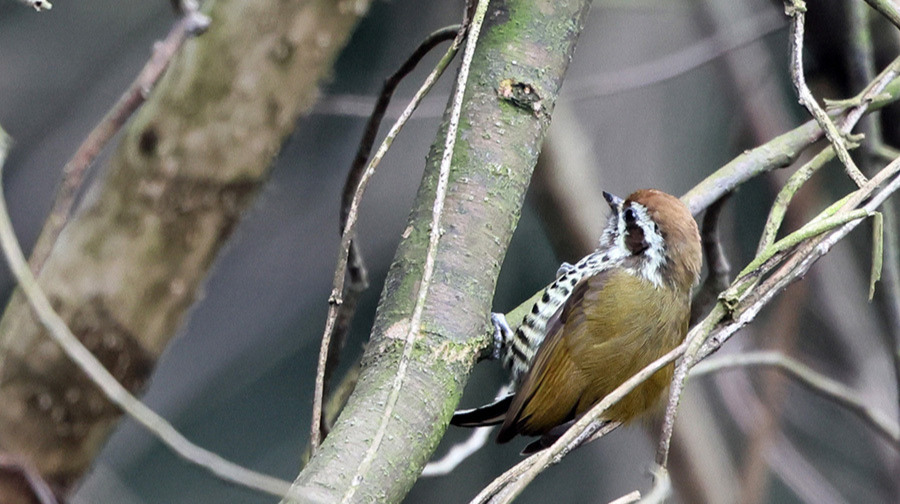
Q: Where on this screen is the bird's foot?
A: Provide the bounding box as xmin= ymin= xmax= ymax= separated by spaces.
xmin=490 ymin=312 xmax=514 ymax=361
xmin=556 ymin=261 xmax=575 ymax=278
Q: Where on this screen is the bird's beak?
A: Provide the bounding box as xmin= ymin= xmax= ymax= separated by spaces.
xmin=602 ymin=191 xmax=624 ymax=210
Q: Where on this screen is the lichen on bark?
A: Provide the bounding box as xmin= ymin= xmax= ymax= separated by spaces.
xmin=287 ymin=1 xmax=594 ymax=502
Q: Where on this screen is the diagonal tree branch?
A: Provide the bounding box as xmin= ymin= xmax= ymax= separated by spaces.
xmin=309 ymin=23 xmax=464 ymax=455
xmin=285 ymin=0 xmax=594 ymax=502
xmin=0 ymin=0 xmax=373 ymax=492
xmin=0 ymin=129 xmax=293 ymax=498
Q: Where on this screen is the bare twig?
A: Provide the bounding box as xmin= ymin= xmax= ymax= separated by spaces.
xmin=757 ymin=147 xmax=836 ymax=254
xmin=847 ymin=0 xmax=878 ymax=166
xmin=567 ymin=9 xmax=785 ymax=101
xmin=0 ymin=130 xmax=293 ymax=499
xmin=736 ymin=154 xmax=900 ymax=308
xmin=341 ymin=25 xmax=461 ymax=227
xmin=470 ymin=420 xmax=620 ymax=504
xmin=651 ymin=157 xmax=900 ymax=476
xmin=28 ymin=6 xmax=210 ymax=274
xmin=692 ymin=351 xmax=900 ymax=445
xmin=318 ymin=25 xmax=461 ymax=439
xmin=862 ymin=0 xmax=900 ymax=29
xmin=315 ymin=10 xmax=785 ymax=119
xmin=785 ymin=0 xmax=868 ymax=187
xmin=339 ymin=1 xmax=490 ymax=499
xmin=690 ymin=194 xmax=731 ymax=326
xmin=470 ymin=343 xmax=688 ymax=504
xmin=716 ymin=373 xmax=850 ymax=504
xmin=308 ymin=25 xmax=466 ymax=454
xmin=680 ymin=51 xmax=896 ymax=214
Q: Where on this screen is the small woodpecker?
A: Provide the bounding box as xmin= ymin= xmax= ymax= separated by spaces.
xmin=452 ymin=189 xmax=702 ymax=453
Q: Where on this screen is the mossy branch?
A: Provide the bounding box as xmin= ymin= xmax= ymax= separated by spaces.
xmin=286 ymin=0 xmax=594 ymax=502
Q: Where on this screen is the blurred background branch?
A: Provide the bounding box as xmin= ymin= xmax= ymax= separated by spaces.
xmin=0 ymin=0 xmax=372 ymax=499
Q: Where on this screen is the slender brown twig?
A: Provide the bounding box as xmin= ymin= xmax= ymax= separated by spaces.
xmin=471 ymin=153 xmax=900 ymax=502
xmin=693 ymin=351 xmax=899 ymax=445
xmin=318 ymin=25 xmax=461 ymax=438
xmin=340 ymin=1 xmax=488 ymax=499
xmin=308 ymin=23 xmax=467 ymax=454
xmin=785 ymin=0 xmax=868 ymax=187
xmin=863 ymin=0 xmax=900 ymax=29
xmin=0 ymin=130 xmax=293 ymax=498
xmin=715 ymin=372 xmax=850 ymax=504
xmin=690 ymin=193 xmax=731 ymax=326
xmin=315 ymin=10 xmax=784 ymax=120
xmin=28 ymin=6 xmax=210 ymax=274
xmin=469 ymin=344 xmax=687 ymax=504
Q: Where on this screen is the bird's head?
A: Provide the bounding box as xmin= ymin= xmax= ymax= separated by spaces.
xmin=599 ymin=189 xmax=701 ymax=291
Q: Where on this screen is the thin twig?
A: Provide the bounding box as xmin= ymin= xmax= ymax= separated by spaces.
xmin=652 ymin=156 xmax=900 ymax=472
xmin=340 ymin=25 xmax=461 ymax=227
xmin=786 ymin=1 xmax=868 ymax=184
xmin=862 ymin=0 xmax=900 ymax=29
xmin=692 ymin=351 xmax=900 ymax=445
xmin=655 ymin=306 xmax=724 ymax=467
xmin=715 ymin=373 xmax=850 ymax=504
xmin=757 ymin=147 xmax=836 ymax=254
xmin=28 ymin=6 xmax=210 ymax=274
xmin=725 ymin=154 xmax=900 ymax=307
xmin=315 ymin=10 xmax=785 ymax=119
xmin=690 ymin=194 xmax=731 ymax=326
xmin=0 ymin=130 xmax=293 ymax=499
xmin=785 ymin=0 xmax=868 ymax=187
xmin=470 ymin=420 xmax=620 ymax=504
xmin=340 ymin=1 xmax=489 ymax=500
xmin=470 ymin=343 xmax=688 ymax=504
xmin=732 ymin=155 xmax=900 ymax=311
xmin=308 ymin=26 xmax=466 ymax=454
xmin=317 ymin=26 xmax=461 ymax=438
xmin=847 ymin=0 xmax=878 ymax=169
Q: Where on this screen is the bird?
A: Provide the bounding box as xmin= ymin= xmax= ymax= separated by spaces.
xmin=451 ymin=189 xmax=702 ymax=453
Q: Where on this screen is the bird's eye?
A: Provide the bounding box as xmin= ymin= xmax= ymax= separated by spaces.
xmin=624 ymin=208 xmax=637 ymax=224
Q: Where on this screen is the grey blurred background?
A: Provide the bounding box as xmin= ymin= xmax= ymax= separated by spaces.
xmin=1 ymin=0 xmax=898 ymax=502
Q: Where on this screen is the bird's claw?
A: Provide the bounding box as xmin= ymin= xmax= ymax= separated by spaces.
xmin=490 ymin=312 xmax=513 ymax=360
xmin=556 ymin=262 xmax=575 ymax=278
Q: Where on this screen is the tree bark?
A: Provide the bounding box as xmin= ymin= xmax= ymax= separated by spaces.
xmin=286 ymin=1 xmax=594 ymax=502
xmin=0 ymin=0 xmax=370 ymax=492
